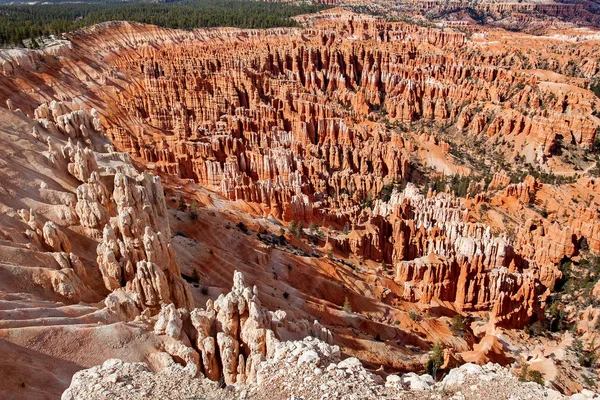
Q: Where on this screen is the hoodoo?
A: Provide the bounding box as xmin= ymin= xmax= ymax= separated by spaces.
xmin=0 ymin=3 xmax=599 ymax=399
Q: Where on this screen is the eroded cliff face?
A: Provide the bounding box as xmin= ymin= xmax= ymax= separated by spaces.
xmin=50 ymin=17 xmax=597 ymax=332
xmin=149 ymin=270 xmax=334 ymax=386
xmin=344 ymin=0 xmax=600 ymax=33
xmin=0 ymin=99 xmax=333 ymax=397
xmin=91 ymin=18 xmax=599 ymax=226
xmin=0 ymin=99 xmax=195 ymax=314
xmin=0 ymin=13 xmax=599 ymax=397
xmin=0 ymin=101 xmax=196 ymax=397
xmin=374 ymin=185 xmax=554 ymax=328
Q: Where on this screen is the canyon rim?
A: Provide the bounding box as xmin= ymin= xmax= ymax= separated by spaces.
xmin=0 ymin=2 xmax=599 ymax=399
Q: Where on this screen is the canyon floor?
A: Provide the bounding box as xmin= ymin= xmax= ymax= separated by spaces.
xmin=0 ymin=7 xmax=599 ymax=400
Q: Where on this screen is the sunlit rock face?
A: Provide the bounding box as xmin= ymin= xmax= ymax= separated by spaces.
xmin=1 ymin=11 xmax=600 ymax=399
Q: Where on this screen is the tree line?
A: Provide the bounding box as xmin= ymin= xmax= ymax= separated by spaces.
xmin=0 ymin=0 xmax=330 ymax=47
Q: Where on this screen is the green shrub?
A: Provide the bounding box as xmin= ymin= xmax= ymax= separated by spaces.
xmin=524 ymin=321 xmax=545 ymax=337
xmin=409 ymin=310 xmax=419 ymax=321
xmin=178 ymin=196 xmax=187 ymax=212
xmin=377 ymin=180 xmax=407 ymax=202
xmin=528 ymin=369 xmax=545 ymax=386
xmin=189 ymin=201 xmax=199 ymax=220
xmin=520 ymin=363 xmax=545 ymax=385
xmin=582 ymin=374 xmax=596 ymax=389
xmin=451 ymin=314 xmax=466 ymax=335
xmin=425 ymin=341 xmax=444 ymax=378
xmin=288 ymin=220 xmax=298 ymax=236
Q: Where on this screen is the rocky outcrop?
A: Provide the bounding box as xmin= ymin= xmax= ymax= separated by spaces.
xmin=150 ymin=271 xmax=334 ymax=385
xmin=42 ymin=221 xmax=72 ymax=253
xmin=504 ymin=175 xmax=538 ymax=204
xmin=35 ymin=100 xmax=101 ymax=139
xmin=400 ymin=0 xmax=599 ymax=30
xmin=337 ymin=184 xmax=559 ymax=328
xmin=75 ymin=171 xmax=111 ymax=228
xmin=1 ymin=18 xmax=600 ymax=400
xmin=569 ymin=206 xmax=600 ymax=254
xmin=1 ymin=21 xmax=598 ymax=334
xmin=94 ymin=169 xmax=193 ymax=314
xmin=488 ymin=170 xmax=511 ymax=191
xmin=61 ymin=351 xmax=594 ymax=400
xmin=67 ymin=19 xmax=593 ymax=228
xmin=24 ymin=102 xmax=193 ymax=315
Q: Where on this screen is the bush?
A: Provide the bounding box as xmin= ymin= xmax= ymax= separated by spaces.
xmin=422 ymin=174 xmax=480 ymax=198
xmin=425 ymin=341 xmax=444 ymax=378
xmin=519 ymin=362 xmax=529 ymax=382
xmin=546 ymin=301 xmax=568 ymax=332
xmin=583 ymin=374 xmax=596 ymax=389
xmin=524 ymin=321 xmax=545 ymax=337
xmin=377 ymin=180 xmax=407 ymax=202
xmin=409 ymin=310 xmax=419 ymax=321
xmin=573 ymin=338 xmax=599 ymax=368
xmin=308 ymin=222 xmax=323 ymax=240
xmin=378 ymin=183 xmax=395 ymax=202
xmin=178 ymin=196 xmax=187 ymax=212
xmin=288 ymin=220 xmax=298 ymax=236
xmin=527 ymin=370 xmax=545 ymax=386
xmin=360 ymin=194 xmax=374 ymax=210
xmin=450 ymin=314 xmax=466 ymax=335
xmin=519 ymin=363 xmax=544 ymax=386
xmin=189 ymin=201 xmax=199 ymax=220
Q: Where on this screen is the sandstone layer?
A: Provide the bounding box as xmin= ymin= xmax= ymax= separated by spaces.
xmin=0 ymin=10 xmax=599 ymax=398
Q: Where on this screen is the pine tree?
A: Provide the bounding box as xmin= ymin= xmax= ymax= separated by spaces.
xmin=288 ymin=220 xmax=298 ymax=236
xmin=425 ymin=341 xmax=444 ymax=379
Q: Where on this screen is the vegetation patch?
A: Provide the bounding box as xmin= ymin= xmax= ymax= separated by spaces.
xmin=0 ymin=0 xmax=331 ymax=47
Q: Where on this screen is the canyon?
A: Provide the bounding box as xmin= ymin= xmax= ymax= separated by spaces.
xmin=0 ymin=7 xmax=599 ymax=399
